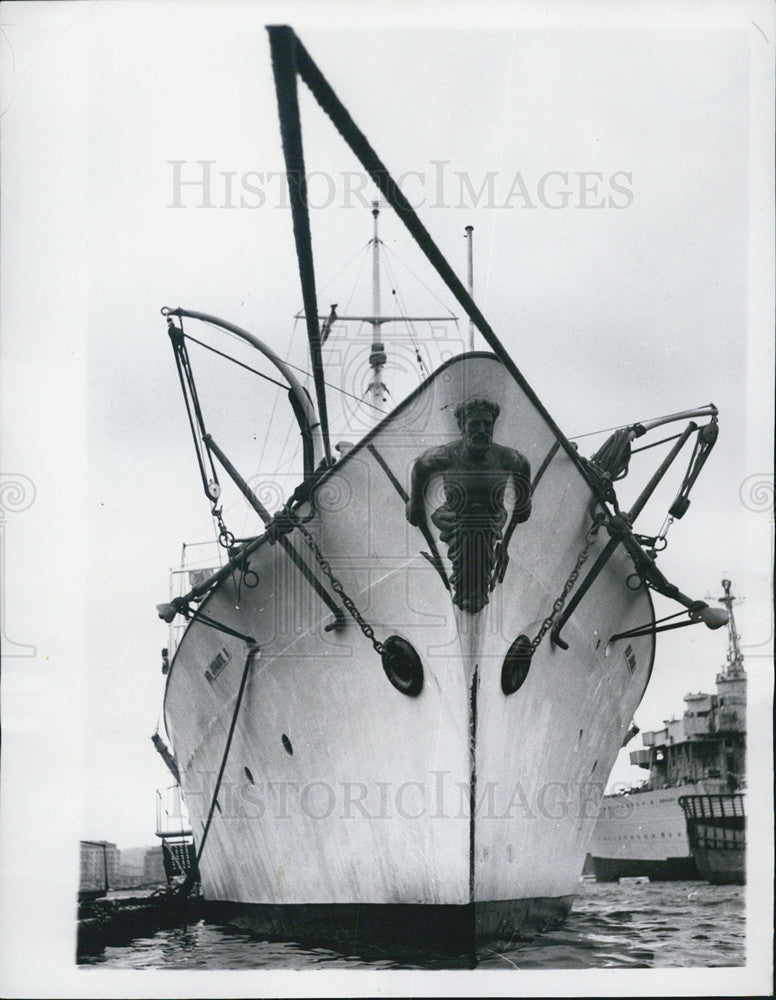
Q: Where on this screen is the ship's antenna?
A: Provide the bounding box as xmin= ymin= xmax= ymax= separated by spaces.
xmin=367 ymin=200 xmax=387 ymax=410
xmin=717 ymin=578 xmax=745 ymax=675
xmin=465 ymin=225 xmax=474 ymax=351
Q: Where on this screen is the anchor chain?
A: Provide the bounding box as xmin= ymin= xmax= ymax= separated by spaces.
xmin=529 ymin=510 xmax=606 ymax=654
xmin=269 ymin=505 xmax=385 ymax=656
xmin=274 ymin=499 xmax=605 ymax=661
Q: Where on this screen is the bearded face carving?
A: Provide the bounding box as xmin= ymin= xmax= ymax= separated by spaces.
xmin=406 ymin=399 xmax=532 ymax=613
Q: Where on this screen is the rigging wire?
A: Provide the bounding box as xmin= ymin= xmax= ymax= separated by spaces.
xmin=630 ymin=431 xmax=685 ymax=454
xmin=380 ymin=250 xmax=428 ymax=379
xmin=284 ymin=356 xmax=386 ymax=410
xmin=309 ymin=239 xmax=371 ymax=296
xmin=182 ymin=331 xmax=288 ymax=390
xmin=243 ymin=315 xmax=304 ymax=539
xmin=198 ymin=318 xmax=385 ymax=412
xmin=569 ymin=407 xmax=718 ymax=442
xmin=176 ymin=310 xmax=368 ymax=538
xmin=275 ymin=382 xmax=305 ymax=478
xmin=255 ymin=316 xmax=299 ymax=484
xmin=380 ymin=241 xmax=458 ymax=318
xmin=340 ymin=242 xmax=371 ymax=317
xmin=188 ymin=310 xmax=384 ymax=536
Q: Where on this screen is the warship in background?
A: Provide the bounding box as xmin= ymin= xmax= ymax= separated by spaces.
xmin=587 ymin=579 xmax=746 ymax=882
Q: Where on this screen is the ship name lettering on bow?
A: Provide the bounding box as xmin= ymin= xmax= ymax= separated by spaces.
xmin=205 ymin=647 xmax=232 ymax=684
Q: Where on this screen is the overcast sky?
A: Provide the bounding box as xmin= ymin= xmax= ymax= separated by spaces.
xmin=1 ymin=1 xmax=773 ymax=993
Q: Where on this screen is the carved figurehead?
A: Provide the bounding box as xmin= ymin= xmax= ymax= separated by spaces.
xmin=406 ymin=398 xmax=532 ymax=613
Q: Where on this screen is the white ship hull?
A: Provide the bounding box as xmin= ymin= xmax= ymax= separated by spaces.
xmin=587 ymin=784 xmax=711 ymax=880
xmin=164 ymin=354 xmax=655 ymax=948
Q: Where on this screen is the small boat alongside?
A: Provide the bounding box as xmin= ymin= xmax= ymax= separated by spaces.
xmin=679 ymin=792 xmax=746 ymax=885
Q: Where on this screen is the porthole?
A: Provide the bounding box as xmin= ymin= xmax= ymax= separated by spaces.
xmin=282 ymin=734 xmax=293 ymax=755
xmin=244 ymin=766 xmax=254 ymax=783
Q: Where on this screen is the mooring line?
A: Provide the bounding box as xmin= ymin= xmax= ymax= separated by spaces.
xmin=182 ymin=643 xmax=260 ymax=894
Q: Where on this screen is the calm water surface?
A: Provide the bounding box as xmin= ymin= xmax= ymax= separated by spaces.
xmin=80 ymin=881 xmax=745 ymax=970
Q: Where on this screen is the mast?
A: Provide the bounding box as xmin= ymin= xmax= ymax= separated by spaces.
xmin=718 ymin=578 xmax=745 ymax=675
xmin=465 ymin=225 xmax=474 ymax=351
xmin=296 ymin=202 xmax=460 ymax=424
xmin=367 ymin=200 xmax=387 ymax=409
